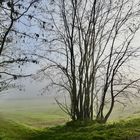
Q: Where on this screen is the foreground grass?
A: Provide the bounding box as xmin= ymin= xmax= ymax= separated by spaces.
xmin=0 ymin=97 xmax=140 ymax=140
xmin=0 ymin=116 xmax=38 ymax=140
xmin=29 ymin=118 xmax=140 ymax=140
xmin=0 ymin=115 xmax=140 ymax=140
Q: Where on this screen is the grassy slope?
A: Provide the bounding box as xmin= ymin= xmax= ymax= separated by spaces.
xmin=29 ymin=118 xmax=140 ymax=140
xmin=0 ymin=116 xmax=38 ymax=140
xmin=0 ymin=98 xmax=68 ymax=128
xmin=0 ymin=96 xmax=140 ymax=129
xmin=0 ymin=97 xmax=140 ymax=139
xmin=0 ymin=114 xmax=140 ymax=140
xmin=0 ymin=97 xmax=140 ymax=128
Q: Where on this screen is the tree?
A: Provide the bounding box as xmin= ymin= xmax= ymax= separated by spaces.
xmin=35 ymin=0 xmax=140 ymax=122
xmin=0 ymin=0 xmax=38 ymax=93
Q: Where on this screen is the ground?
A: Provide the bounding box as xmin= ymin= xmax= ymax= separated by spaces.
xmin=0 ymin=115 xmax=140 ymax=140
xmin=0 ymin=96 xmax=140 ymax=139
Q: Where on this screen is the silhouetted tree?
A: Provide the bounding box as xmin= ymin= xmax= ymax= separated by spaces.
xmin=35 ymin=0 xmax=140 ymax=122
xmin=0 ymin=0 xmax=38 ymax=93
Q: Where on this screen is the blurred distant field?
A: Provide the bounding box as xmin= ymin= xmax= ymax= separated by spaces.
xmin=0 ymin=95 xmax=69 ymax=129
xmin=0 ymin=94 xmax=140 ymax=129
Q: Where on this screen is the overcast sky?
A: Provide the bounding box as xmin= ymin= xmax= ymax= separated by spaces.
xmin=1 ymin=0 xmax=140 ymax=101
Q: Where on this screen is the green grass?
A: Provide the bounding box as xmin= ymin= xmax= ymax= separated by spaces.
xmin=0 ymin=115 xmax=140 ymax=140
xmin=0 ymin=109 xmax=140 ymax=139
xmin=0 ymin=111 xmax=68 ymax=129
xmin=0 ymin=116 xmax=38 ymax=140
xmin=0 ymin=97 xmax=140 ymax=126
xmin=28 ymin=118 xmax=140 ymax=140
xmin=0 ymin=98 xmax=69 ymax=128
xmin=0 ymin=97 xmax=140 ymax=139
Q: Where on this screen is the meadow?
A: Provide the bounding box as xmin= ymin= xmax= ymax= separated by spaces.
xmin=0 ymin=96 xmax=69 ymax=128
xmin=0 ymin=95 xmax=140 ymax=140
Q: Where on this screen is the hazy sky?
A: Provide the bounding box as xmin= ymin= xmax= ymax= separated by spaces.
xmin=1 ymin=0 xmax=140 ymax=101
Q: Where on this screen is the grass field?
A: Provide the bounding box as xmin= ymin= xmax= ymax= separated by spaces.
xmin=0 ymin=116 xmax=37 ymax=140
xmin=0 ymin=96 xmax=70 ymax=128
xmin=0 ymin=115 xmax=140 ymax=140
xmin=0 ymin=95 xmax=140 ymax=139
xmin=0 ymin=96 xmax=140 ymax=128
xmin=28 ymin=118 xmax=140 ymax=140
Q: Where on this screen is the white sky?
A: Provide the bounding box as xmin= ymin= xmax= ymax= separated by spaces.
xmin=1 ymin=0 xmax=140 ymax=100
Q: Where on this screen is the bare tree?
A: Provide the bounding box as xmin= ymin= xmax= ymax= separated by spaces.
xmin=0 ymin=0 xmax=39 ymax=93
xmin=36 ymin=0 xmax=140 ymax=122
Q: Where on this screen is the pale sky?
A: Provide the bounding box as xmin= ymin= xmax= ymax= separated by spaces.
xmin=1 ymin=0 xmax=140 ymax=101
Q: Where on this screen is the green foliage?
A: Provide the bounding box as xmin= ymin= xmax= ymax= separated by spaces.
xmin=66 ymin=120 xmax=96 ymax=127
